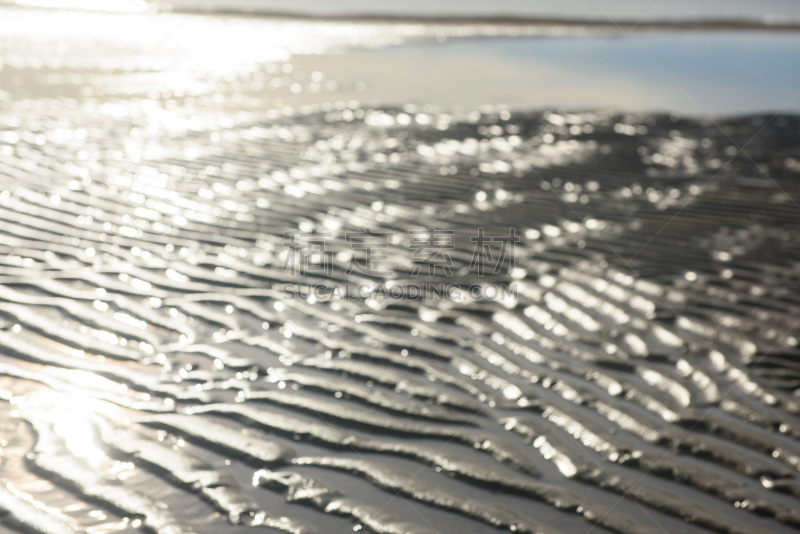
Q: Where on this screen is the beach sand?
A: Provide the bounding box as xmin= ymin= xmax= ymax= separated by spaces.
xmin=1 ymin=5 xmax=800 ymax=534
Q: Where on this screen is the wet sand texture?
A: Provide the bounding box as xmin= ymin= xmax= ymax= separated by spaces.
xmin=1 ymin=6 xmax=800 ymax=534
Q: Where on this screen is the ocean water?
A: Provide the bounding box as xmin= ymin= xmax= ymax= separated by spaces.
xmin=322 ymin=32 xmax=800 ymax=115
xmin=44 ymin=0 xmax=800 ymax=23
xmin=6 ymin=0 xmax=800 ymax=23
xmin=4 ymin=0 xmax=799 ymax=115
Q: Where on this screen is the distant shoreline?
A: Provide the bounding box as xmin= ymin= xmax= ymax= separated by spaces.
xmin=176 ymin=10 xmax=800 ymax=31
xmin=3 ymin=2 xmax=800 ymax=32
xmin=185 ymin=10 xmax=800 ymax=31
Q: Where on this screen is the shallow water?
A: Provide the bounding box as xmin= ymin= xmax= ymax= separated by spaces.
xmin=314 ymin=32 xmax=800 ymax=115
xmin=1 ymin=6 xmax=800 ymax=534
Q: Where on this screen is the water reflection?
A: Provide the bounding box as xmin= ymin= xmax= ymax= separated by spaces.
xmin=11 ymin=390 xmax=105 ymax=466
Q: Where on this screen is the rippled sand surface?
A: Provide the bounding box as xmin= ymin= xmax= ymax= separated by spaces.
xmin=1 ymin=7 xmax=800 ymax=534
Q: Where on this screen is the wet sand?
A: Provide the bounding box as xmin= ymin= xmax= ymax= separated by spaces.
xmin=1 ymin=5 xmax=800 ymax=534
